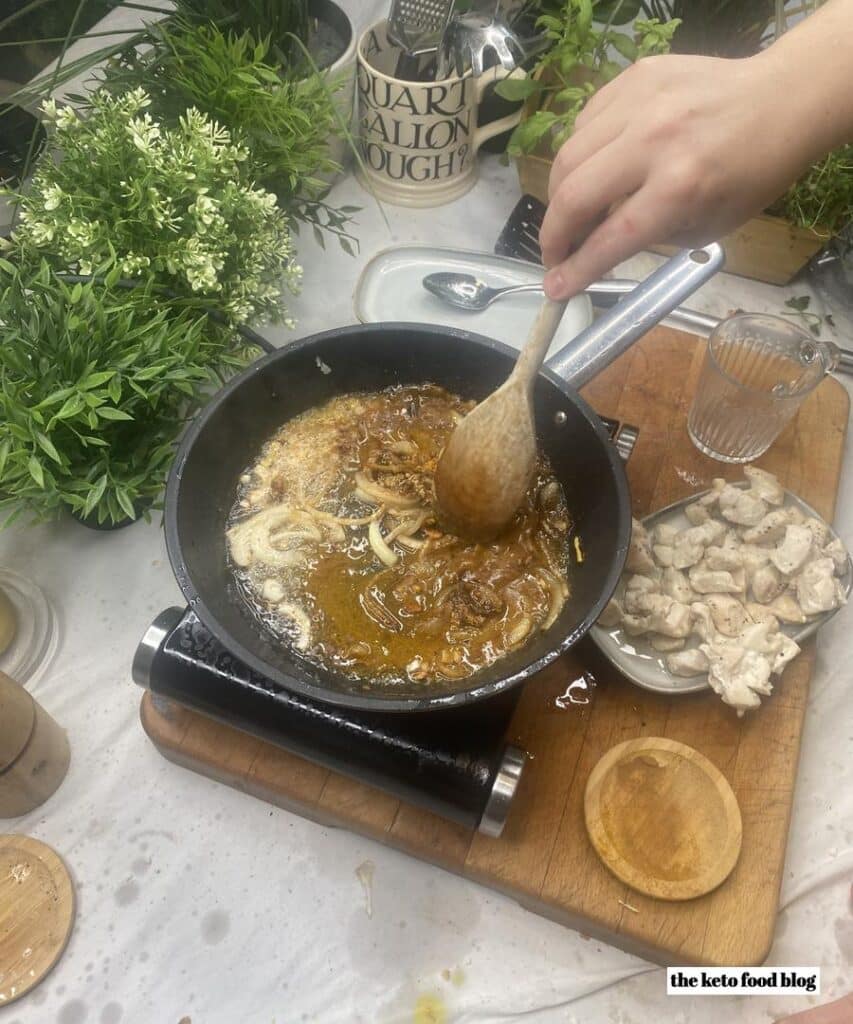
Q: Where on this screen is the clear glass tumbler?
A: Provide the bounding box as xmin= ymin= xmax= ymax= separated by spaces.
xmin=687 ymin=313 xmax=840 ymax=463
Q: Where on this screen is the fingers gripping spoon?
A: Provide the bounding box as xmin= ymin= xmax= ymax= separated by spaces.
xmin=434 ymin=246 xmax=725 ymax=540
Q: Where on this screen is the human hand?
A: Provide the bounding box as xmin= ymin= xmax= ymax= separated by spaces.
xmin=539 ymin=52 xmax=827 ymax=300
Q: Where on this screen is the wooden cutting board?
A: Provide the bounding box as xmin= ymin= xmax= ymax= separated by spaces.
xmin=140 ymin=324 xmax=850 ymax=966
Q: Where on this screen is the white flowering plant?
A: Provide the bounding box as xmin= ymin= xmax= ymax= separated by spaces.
xmin=9 ymin=89 xmax=302 ymax=325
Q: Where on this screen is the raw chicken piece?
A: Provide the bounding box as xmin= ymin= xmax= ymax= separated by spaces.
xmin=822 ymin=536 xmax=849 ymax=574
xmin=597 ymin=597 xmax=623 ymax=628
xmin=767 ymin=593 xmax=807 ymax=624
xmin=795 ymin=557 xmax=843 ymax=615
xmin=700 ymin=643 xmax=769 ymax=714
xmin=745 ymin=603 xmax=780 ymax=632
xmin=742 ymin=508 xmax=800 ymax=545
xmin=632 ymin=593 xmax=692 ymax=638
xmin=769 ymin=634 xmax=800 ymax=675
xmin=717 ymin=484 xmax=767 ymax=526
xmin=626 ymin=519 xmax=656 ymax=573
xmin=666 ymin=647 xmax=710 ymax=676
xmin=705 ymin=594 xmax=751 ymax=636
xmin=649 ymin=634 xmax=685 ymax=652
xmin=686 ymin=520 xmax=727 ymax=546
xmin=625 ymin=574 xmax=660 ymax=593
xmin=622 ymin=613 xmax=651 ymax=636
xmin=671 ymin=540 xmax=704 ymax=570
xmin=671 ymin=521 xmax=725 ymax=570
xmin=743 ymin=466 xmax=784 ymax=506
xmin=771 ymin=524 xmax=813 ymax=575
xmin=740 ymin=543 xmax=772 ymax=575
xmin=662 ymin=567 xmax=693 ymax=604
xmin=704 ymin=544 xmax=743 ymax=573
xmin=802 ymin=516 xmax=830 ymax=549
xmin=750 ymin=564 xmax=785 ymax=604
xmin=688 ymin=565 xmax=743 ymax=595
xmin=653 ymin=545 xmax=674 ymax=568
xmin=624 ymin=586 xmax=656 ymax=615
xmin=654 ymin=523 xmax=679 ymax=545
xmin=684 ymin=502 xmax=711 ymax=525
xmin=697 ymin=478 xmax=727 ymax=508
xmin=690 ymin=602 xmax=716 ymax=642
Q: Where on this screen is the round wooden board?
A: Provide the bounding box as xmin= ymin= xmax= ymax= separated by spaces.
xmin=584 ymin=737 xmax=742 ymax=902
xmin=0 ymin=835 xmax=75 ymax=1006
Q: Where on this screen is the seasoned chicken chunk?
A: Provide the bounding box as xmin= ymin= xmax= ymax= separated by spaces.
xmin=684 ymin=501 xmax=711 ymax=526
xmin=771 ymin=524 xmax=814 ymax=575
xmin=666 ymin=647 xmax=710 ymax=677
xmin=705 ymin=594 xmax=751 ymax=636
xmin=688 ymin=565 xmax=744 ymax=595
xmin=653 ymin=544 xmax=674 ymax=568
xmin=796 ymin=557 xmax=843 ymax=615
xmin=704 ymin=544 xmax=743 ymax=573
xmin=742 ymin=508 xmax=800 ymax=545
xmin=822 ymin=536 xmax=849 ymax=574
xmin=690 ymin=602 xmax=716 ymax=642
xmin=661 ymin=567 xmax=693 ymax=604
xmin=745 ymin=603 xmax=780 ymax=632
xmin=653 ymin=523 xmax=679 ymax=545
xmin=743 ymin=466 xmax=784 ymax=506
xmin=717 ymin=485 xmax=767 ymax=526
xmin=597 ymin=597 xmax=623 ymax=628
xmin=802 ymin=516 xmax=830 ymax=549
xmin=767 ymin=593 xmax=807 ymax=624
xmin=626 ymin=519 xmax=656 ymax=573
xmin=750 ymin=564 xmax=785 ymax=604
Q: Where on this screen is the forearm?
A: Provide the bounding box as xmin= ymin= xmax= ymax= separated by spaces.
xmin=757 ymin=0 xmax=853 ymax=159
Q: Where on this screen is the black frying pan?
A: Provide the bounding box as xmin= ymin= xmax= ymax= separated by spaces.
xmin=164 ymin=247 xmax=724 ymax=712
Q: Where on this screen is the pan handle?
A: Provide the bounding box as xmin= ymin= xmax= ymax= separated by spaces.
xmin=545 ymin=244 xmax=725 ymax=388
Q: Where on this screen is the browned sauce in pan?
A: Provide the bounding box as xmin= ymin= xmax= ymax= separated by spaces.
xmin=227 ymin=384 xmax=571 ymax=686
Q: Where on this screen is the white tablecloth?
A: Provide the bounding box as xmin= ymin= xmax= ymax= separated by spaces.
xmin=2 ymin=4 xmax=851 ymax=1022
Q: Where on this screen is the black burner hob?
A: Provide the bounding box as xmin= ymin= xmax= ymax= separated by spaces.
xmin=133 ymin=608 xmax=526 ymax=835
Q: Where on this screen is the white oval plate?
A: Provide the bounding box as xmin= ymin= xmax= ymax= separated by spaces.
xmin=353 ymin=244 xmax=593 ymax=358
xmin=589 ymin=485 xmax=853 ymax=695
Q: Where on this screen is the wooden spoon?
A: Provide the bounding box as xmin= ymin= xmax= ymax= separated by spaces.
xmin=434 ymin=297 xmax=568 ymax=540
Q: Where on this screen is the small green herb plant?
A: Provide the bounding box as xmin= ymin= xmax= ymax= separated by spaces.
xmin=496 ymin=0 xmax=680 ymax=156
xmin=90 ymin=20 xmax=359 ymax=253
xmin=0 ymin=259 xmax=251 ymax=527
xmin=9 ymin=88 xmax=301 ymax=325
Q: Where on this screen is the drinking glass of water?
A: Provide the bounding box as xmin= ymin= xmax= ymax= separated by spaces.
xmin=687 ymin=313 xmax=840 ymax=463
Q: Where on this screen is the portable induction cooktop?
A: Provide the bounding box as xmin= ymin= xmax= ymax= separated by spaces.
xmin=133 ymin=417 xmax=637 ymax=835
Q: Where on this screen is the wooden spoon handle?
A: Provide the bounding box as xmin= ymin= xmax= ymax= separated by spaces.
xmin=511 ymin=297 xmax=569 ymax=391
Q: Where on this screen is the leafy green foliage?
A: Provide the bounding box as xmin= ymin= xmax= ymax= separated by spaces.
xmin=168 ymin=0 xmax=310 ymax=67
xmin=0 ymin=259 xmax=252 ymax=526
xmin=498 ymin=0 xmax=680 ymax=155
xmin=769 ymin=146 xmax=853 ymax=236
xmin=83 ymin=18 xmax=358 ymax=253
xmin=9 ymin=88 xmax=301 ymax=325
xmin=640 ymin=1 xmax=774 ymax=58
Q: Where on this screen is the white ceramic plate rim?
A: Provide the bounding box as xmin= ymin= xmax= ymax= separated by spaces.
xmin=589 ymin=482 xmax=853 ymax=695
xmin=352 ymin=242 xmax=594 ymax=340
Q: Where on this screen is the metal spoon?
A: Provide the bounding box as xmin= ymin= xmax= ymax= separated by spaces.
xmin=423 ymin=272 xmax=542 ymax=309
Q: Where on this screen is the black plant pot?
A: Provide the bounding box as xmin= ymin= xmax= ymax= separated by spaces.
xmin=308 ymin=0 xmax=352 ymax=72
xmin=72 ymin=498 xmax=154 ymax=532
xmin=0 ymin=97 xmax=46 ymax=236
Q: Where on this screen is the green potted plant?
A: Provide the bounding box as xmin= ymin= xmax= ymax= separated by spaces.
xmin=497 ymin=1 xmax=680 ymax=201
xmin=0 ymin=260 xmax=253 ymax=528
xmin=0 ymin=89 xmax=300 ymax=528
